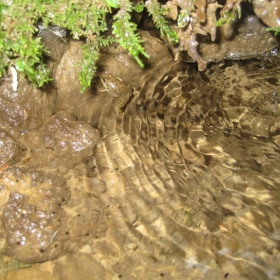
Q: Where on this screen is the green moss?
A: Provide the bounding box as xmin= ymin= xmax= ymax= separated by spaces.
xmin=145 ymin=0 xmax=178 ymax=44
xmin=266 ymin=27 xmax=280 ymax=36
xmin=113 ymin=1 xmax=149 ymax=68
xmin=0 ymin=1 xmax=51 ymax=86
xmin=1 ymin=0 xmax=177 ymax=92
xmin=216 ymin=11 xmax=236 ymax=27
xmin=3 ymin=1 xmax=272 ymax=93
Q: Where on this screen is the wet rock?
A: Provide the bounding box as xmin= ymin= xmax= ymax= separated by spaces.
xmin=97 ymin=30 xmax=173 ymax=76
xmin=166 ymin=12 xmax=279 ymax=67
xmin=20 ymin=111 xmax=100 ymax=170
xmin=0 ymin=130 xmax=19 ymax=168
xmin=43 ymin=111 xmax=99 ymax=152
xmin=252 ymin=0 xmax=280 ymax=28
xmin=0 ymin=167 xmax=70 ymax=263
xmin=52 ymin=40 xmax=93 ymax=119
xmin=37 ymin=24 xmax=69 ymax=77
xmin=0 ymin=167 xmax=106 ymax=265
xmin=0 ymin=78 xmax=55 ymax=133
xmin=56 ymin=171 xmax=106 ymax=256
xmin=199 ymin=13 xmax=279 ymax=62
xmin=38 ymin=24 xmax=69 ymax=63
xmin=53 ymin=31 xmax=174 ymax=123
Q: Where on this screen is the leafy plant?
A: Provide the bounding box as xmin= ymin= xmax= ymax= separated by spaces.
xmin=0 ymin=1 xmax=51 ymax=87
xmin=113 ymin=1 xmax=149 ymax=68
xmin=0 ymin=0 xmax=180 ymax=92
xmin=266 ymin=27 xmax=280 ymax=36
xmin=79 ymin=42 xmax=100 ymax=93
xmin=145 ymin=0 xmax=178 ymax=44
xmin=1 ymin=0 xmax=279 ymax=92
xmin=216 ymin=11 xmax=236 ymax=27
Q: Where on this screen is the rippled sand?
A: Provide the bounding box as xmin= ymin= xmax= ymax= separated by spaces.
xmin=1 ymin=58 xmax=280 ymax=279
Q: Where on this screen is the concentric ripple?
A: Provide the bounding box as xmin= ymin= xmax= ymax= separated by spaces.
xmin=93 ymin=61 xmax=280 ymax=279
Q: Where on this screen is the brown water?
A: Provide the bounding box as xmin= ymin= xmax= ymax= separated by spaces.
xmin=1 ymin=57 xmax=280 ymax=279
xmin=91 ymin=60 xmax=280 ymax=279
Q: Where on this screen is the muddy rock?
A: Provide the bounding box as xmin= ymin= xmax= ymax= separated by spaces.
xmin=43 ymin=111 xmax=99 ymax=153
xmin=0 ymin=167 xmax=70 ymax=263
xmin=38 ymin=24 xmax=70 ymax=77
xmin=0 ymin=78 xmax=56 ymax=133
xmin=166 ymin=11 xmax=279 ymax=67
xmin=52 ymin=40 xmax=93 ymax=119
xmin=199 ymin=14 xmax=280 ymax=62
xmin=38 ymin=25 xmax=69 ymax=63
xmin=0 ymin=130 xmax=20 ymax=168
xmin=252 ymin=0 xmax=280 ymax=28
xmin=20 ymin=111 xmax=100 ymax=170
xmin=53 ymin=31 xmax=174 ymax=125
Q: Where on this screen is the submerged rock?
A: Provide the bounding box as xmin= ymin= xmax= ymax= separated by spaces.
xmin=0 ymin=78 xmax=56 ymax=133
xmin=0 ymin=167 xmax=70 ymax=263
xmin=43 ymin=111 xmax=100 ymax=154
xmin=20 ymin=111 xmax=100 ymax=170
xmin=0 ymin=130 xmax=20 ymax=169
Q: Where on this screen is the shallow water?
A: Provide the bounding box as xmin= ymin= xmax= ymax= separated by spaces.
xmin=1 ymin=58 xmax=280 ymax=279
xmin=63 ymin=58 xmax=278 ymax=279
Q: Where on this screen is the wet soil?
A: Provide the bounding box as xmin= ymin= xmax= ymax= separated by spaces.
xmin=1 ymin=39 xmax=280 ymax=279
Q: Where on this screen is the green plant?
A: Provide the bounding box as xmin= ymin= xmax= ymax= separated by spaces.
xmin=1 ymin=1 xmax=279 ymax=92
xmin=0 ymin=1 xmax=52 ymax=87
xmin=1 ymin=0 xmax=111 ymax=90
xmin=0 ymin=0 xmax=179 ymax=92
xmin=266 ymin=27 xmax=280 ymax=36
xmin=145 ymin=0 xmax=178 ymax=44
xmin=216 ymin=11 xmax=236 ymax=27
xmin=112 ymin=0 xmax=149 ymax=68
